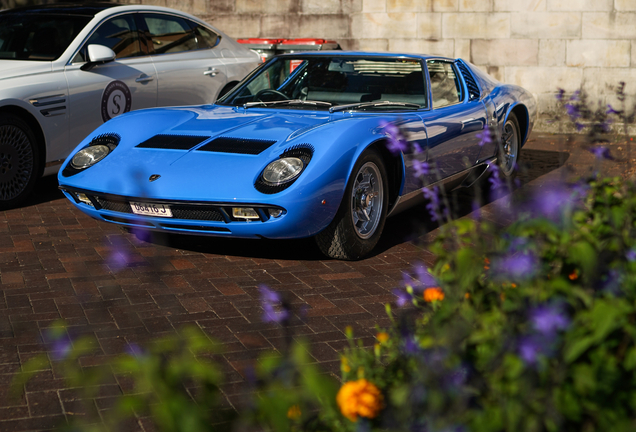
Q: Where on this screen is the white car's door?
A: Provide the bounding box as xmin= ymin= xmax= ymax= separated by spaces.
xmin=65 ymin=13 xmax=157 ymax=147
xmin=139 ymin=13 xmax=227 ymax=106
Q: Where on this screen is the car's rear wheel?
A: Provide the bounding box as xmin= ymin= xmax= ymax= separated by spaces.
xmin=499 ymin=112 xmax=521 ymax=178
xmin=0 ymin=114 xmax=40 ymax=210
xmin=315 ymin=148 xmax=388 ymax=260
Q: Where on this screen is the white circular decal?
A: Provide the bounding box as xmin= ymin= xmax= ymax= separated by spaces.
xmin=101 ymin=80 xmax=132 ymax=122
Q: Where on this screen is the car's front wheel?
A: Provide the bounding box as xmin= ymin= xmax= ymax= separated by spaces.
xmin=0 ymin=114 xmax=40 ymax=210
xmin=315 ymin=148 xmax=388 ymax=260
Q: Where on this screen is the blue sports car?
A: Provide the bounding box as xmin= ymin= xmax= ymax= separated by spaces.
xmin=58 ymin=52 xmax=536 ymax=260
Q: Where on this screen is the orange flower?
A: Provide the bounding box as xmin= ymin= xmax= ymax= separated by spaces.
xmin=511 ymin=283 xmax=517 ymax=288
xmin=423 ymin=287 xmax=445 ymax=302
xmin=464 ymin=292 xmax=471 ymax=299
xmin=569 ymin=270 xmax=578 ymax=280
xmin=376 ymin=332 xmax=389 ymax=343
xmin=287 ymin=405 xmax=302 ymax=420
xmin=337 ymin=379 xmax=384 ymax=422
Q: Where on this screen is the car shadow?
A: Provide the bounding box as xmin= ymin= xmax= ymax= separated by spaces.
xmin=21 ymin=175 xmax=65 ymax=208
xmin=141 ymin=148 xmax=569 ymax=261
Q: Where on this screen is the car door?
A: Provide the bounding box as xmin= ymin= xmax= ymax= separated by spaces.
xmin=65 ymin=13 xmax=158 ymax=147
xmin=139 ymin=13 xmax=227 ymax=106
xmin=422 ymin=59 xmax=488 ymax=182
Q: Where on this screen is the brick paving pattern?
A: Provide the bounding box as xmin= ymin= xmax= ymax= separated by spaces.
xmin=0 ymin=133 xmax=628 ymax=431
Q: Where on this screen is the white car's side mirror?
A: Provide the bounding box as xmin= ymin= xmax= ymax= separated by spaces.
xmin=81 ymin=44 xmax=116 ymax=71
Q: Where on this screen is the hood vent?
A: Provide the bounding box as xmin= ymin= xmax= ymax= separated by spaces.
xmin=197 ymin=137 xmax=276 ymax=155
xmin=136 ymin=134 xmax=211 ymax=150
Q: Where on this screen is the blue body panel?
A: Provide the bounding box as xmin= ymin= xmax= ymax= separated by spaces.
xmin=58 ymin=52 xmax=537 ymax=240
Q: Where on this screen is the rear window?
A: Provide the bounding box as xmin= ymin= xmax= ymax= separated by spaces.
xmin=0 ymin=13 xmax=91 ymax=61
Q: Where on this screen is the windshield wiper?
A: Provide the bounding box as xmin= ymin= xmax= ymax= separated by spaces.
xmin=329 ymin=101 xmax=421 ymax=113
xmin=243 ymin=99 xmax=332 ymax=109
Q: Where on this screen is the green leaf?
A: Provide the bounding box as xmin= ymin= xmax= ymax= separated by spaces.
xmin=564 ymin=336 xmax=596 ymax=364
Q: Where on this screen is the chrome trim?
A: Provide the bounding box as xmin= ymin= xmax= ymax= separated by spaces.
xmin=30 ymin=94 xmax=66 ymax=107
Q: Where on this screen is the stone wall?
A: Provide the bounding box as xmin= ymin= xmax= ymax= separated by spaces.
xmin=123 ymin=0 xmax=636 ymax=132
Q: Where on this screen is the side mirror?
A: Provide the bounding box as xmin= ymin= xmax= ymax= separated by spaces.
xmin=80 ymin=44 xmax=116 ymax=71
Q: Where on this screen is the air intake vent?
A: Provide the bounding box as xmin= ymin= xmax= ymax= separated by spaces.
xmin=197 ymin=137 xmax=276 ymax=155
xmin=136 ymin=134 xmax=210 ymax=150
xmin=456 ymin=61 xmax=480 ymax=101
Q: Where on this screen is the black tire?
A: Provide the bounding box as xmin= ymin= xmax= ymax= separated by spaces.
xmin=315 ymin=148 xmax=388 ymax=260
xmin=0 ymin=114 xmax=40 ymax=210
xmin=498 ymin=112 xmax=521 ymax=178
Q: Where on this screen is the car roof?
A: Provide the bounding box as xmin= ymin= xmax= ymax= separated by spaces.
xmin=276 ymin=51 xmax=455 ymax=62
xmin=1 ymin=2 xmax=120 ymax=16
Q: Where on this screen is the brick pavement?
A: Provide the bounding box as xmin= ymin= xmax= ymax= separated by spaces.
xmin=0 ymin=133 xmax=627 ymax=431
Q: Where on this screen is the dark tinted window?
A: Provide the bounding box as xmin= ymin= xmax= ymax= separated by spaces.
xmin=191 ymin=23 xmax=220 ymax=49
xmin=0 ymin=13 xmax=90 ymax=61
xmin=142 ymin=13 xmax=197 ymax=54
xmin=75 ymin=15 xmax=141 ymax=62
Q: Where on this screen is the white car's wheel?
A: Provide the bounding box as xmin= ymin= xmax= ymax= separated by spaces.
xmin=315 ymin=148 xmax=388 ymax=260
xmin=0 ymin=114 xmax=40 ymax=209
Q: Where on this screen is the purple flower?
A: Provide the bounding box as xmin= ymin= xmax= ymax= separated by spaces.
xmin=106 ymin=236 xmax=130 ymax=271
xmin=476 ymin=127 xmax=492 ymax=147
xmin=487 ymin=164 xmax=503 ymax=191
xmin=555 ymin=88 xmax=565 ymax=102
xmin=493 ymin=252 xmax=538 ymax=281
xmin=51 ymin=338 xmax=72 ymax=361
xmin=403 ymin=336 xmax=420 ymax=355
xmin=422 ymin=186 xmax=446 ymax=221
xmin=626 ymin=249 xmax=636 ymax=262
xmin=518 ymin=336 xmax=543 ymax=365
xmin=125 ymin=343 xmax=144 ymax=357
xmin=259 ymin=285 xmax=289 ymax=324
xmin=393 ymin=288 xmax=411 ymax=307
xmin=530 ymin=304 xmax=570 ymax=335
xmin=599 ymin=269 xmax=622 ymax=295
xmin=412 ymin=159 xmax=429 ymax=178
xmin=412 ymin=142 xmax=423 ymax=154
xmin=607 ymin=104 xmax=620 ymax=115
xmin=588 ymin=146 xmax=614 ymax=160
xmin=531 ymin=184 xmax=574 ymax=220
xmin=413 ymin=264 xmax=437 ymax=288
xmin=380 ymin=120 xmax=408 ymax=155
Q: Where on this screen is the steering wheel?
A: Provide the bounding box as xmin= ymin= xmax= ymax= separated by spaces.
xmin=255 ymin=89 xmax=288 ymax=102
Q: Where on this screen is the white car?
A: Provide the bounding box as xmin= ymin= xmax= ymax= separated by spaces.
xmin=0 ymin=3 xmax=260 ymax=208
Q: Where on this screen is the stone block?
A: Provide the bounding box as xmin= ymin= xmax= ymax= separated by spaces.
xmin=471 ymin=39 xmax=538 ymax=66
xmin=567 ymin=40 xmax=631 ymax=67
xmin=442 ymin=13 xmax=509 ymax=38
xmin=454 ymin=38 xmax=471 ymax=60
xmin=237 ymin=0 xmax=296 ymax=14
xmin=539 ymin=39 xmax=565 ymax=66
xmin=416 ymin=13 xmax=442 ymax=39
xmin=301 ymin=0 xmax=342 ymax=14
xmin=494 ymin=0 xmax=545 ymax=11
xmin=616 ymin=0 xmax=636 ymax=10
xmin=505 ymin=66 xmax=583 ymax=93
xmin=388 ymin=0 xmax=433 ymax=11
xmin=363 ymin=0 xmax=386 ymax=12
xmin=355 ymin=38 xmax=390 ymax=51
xmin=293 ymin=15 xmax=351 ymax=38
xmin=583 ymin=12 xmax=636 ymax=39
xmin=547 ymin=0 xmax=612 ymax=10
xmin=433 ymin=0 xmax=459 ymax=11
xmin=342 ymin=0 xmax=364 ymax=13
xmin=191 ymin=0 xmax=209 ymax=15
xmin=459 ymin=0 xmax=493 ymax=11
xmin=141 ymin=0 xmax=168 ymax=7
xmin=352 ymin=13 xmax=418 ymax=39
xmin=633 ymin=41 xmax=636 ymax=67
xmin=166 ymin=0 xmax=190 ymax=12
xmin=511 ymin=12 xmax=581 ymax=39
xmin=582 ymin=68 xmax=636 ymax=107
xmin=208 ymin=14 xmax=261 ymax=38
xmin=261 ymin=14 xmax=296 ymax=37
xmin=389 ymin=38 xmax=455 ymax=56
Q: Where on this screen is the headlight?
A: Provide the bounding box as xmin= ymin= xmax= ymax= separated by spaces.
xmin=70 ymin=145 xmax=110 ymax=169
xmin=261 ymin=157 xmax=304 ymax=186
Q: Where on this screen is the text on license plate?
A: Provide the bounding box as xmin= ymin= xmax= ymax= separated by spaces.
xmin=130 ymin=202 xmax=173 ymax=217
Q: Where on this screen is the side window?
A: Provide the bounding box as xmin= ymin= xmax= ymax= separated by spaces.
xmin=142 ymin=13 xmax=197 ymax=54
xmin=189 ymin=22 xmax=220 ymax=49
xmin=75 ymin=15 xmax=141 ymax=62
xmin=427 ymin=60 xmax=462 ymax=109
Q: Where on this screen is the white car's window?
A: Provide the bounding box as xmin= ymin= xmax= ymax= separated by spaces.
xmin=427 ymin=60 xmax=463 ymax=109
xmin=0 ymin=13 xmax=90 ymax=61
xmin=141 ymin=13 xmax=197 ymax=55
xmin=74 ymin=14 xmax=142 ymax=63
xmin=190 ymin=23 xmax=220 ymax=49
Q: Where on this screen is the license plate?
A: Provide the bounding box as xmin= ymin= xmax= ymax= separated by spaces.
xmin=130 ymin=201 xmax=172 ymax=217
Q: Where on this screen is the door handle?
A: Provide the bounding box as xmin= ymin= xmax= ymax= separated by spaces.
xmin=135 ymin=74 xmax=154 ymax=83
xmin=204 ymin=68 xmax=219 ymax=77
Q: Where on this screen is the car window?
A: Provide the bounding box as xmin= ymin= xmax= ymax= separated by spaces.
xmin=427 ymin=60 xmax=463 ymax=109
xmin=190 ymin=22 xmax=220 ymax=49
xmin=74 ymin=15 xmax=142 ymax=63
xmin=0 ymin=13 xmax=90 ymax=61
xmin=141 ymin=13 xmax=197 ymax=55
xmin=222 ymin=56 xmax=428 ymax=109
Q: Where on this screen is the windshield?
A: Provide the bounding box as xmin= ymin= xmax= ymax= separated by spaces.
xmin=0 ymin=13 xmax=91 ymax=61
xmin=217 ymin=56 xmax=428 ymax=110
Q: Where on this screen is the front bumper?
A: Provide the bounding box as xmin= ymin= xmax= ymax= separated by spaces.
xmin=60 ymin=186 xmax=332 ymax=239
